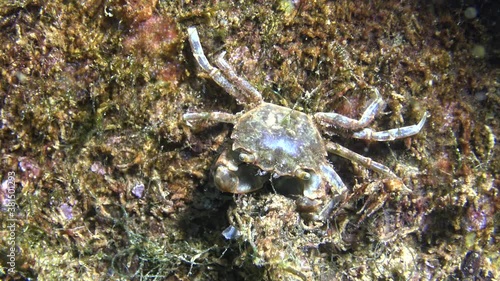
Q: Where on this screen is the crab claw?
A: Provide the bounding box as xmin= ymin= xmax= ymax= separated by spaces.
xmin=212 ymin=150 xmax=268 ymax=194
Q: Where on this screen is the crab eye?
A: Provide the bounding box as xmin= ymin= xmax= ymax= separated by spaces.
xmin=238 ymin=152 xmax=256 ymax=163
xmin=302 ymin=173 xmax=322 ymax=199
xmin=294 ymin=168 xmax=311 ymax=181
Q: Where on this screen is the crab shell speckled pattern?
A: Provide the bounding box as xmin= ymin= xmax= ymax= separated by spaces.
xmin=212 ymin=103 xmax=341 ymax=200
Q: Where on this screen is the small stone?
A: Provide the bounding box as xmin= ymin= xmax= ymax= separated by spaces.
xmin=90 ymin=162 xmax=106 ymax=175
xmin=222 ymin=225 xmax=240 ymax=240
xmin=471 ymin=45 xmax=486 ymax=59
xmin=464 ymin=7 xmax=478 ymax=19
xmin=131 ymin=183 xmax=145 ymax=198
xmin=59 ymin=203 xmax=73 ymax=220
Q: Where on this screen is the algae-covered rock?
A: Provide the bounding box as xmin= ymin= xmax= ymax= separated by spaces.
xmin=0 ymin=0 xmax=498 ymax=280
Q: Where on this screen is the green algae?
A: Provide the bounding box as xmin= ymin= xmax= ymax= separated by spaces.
xmin=0 ymin=0 xmax=498 ymax=280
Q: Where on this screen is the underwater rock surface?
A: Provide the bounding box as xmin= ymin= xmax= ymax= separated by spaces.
xmin=0 ymin=0 xmax=498 ymax=280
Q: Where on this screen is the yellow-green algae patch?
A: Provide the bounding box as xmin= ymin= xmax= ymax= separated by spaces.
xmin=0 ymin=0 xmax=498 ymax=280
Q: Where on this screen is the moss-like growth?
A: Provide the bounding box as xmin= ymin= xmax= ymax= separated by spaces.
xmin=0 ymin=0 xmax=498 ymax=280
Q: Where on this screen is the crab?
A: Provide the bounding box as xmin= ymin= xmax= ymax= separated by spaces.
xmin=184 ymin=27 xmax=428 ymax=220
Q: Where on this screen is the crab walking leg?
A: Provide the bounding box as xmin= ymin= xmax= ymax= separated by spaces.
xmin=183 ymin=111 xmax=238 ymax=124
xmin=314 ymin=87 xmax=386 ymax=130
xmin=187 ymin=27 xmax=248 ymax=105
xmin=325 ymin=142 xmax=398 ymax=179
xmin=352 ymin=112 xmax=428 ymax=141
xmin=215 ymin=52 xmax=263 ymax=105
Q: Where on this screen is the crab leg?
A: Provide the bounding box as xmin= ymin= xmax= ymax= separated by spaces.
xmin=215 ymin=52 xmax=263 ymax=106
xmin=188 ymin=27 xmax=260 ymax=106
xmin=314 ymin=87 xmax=386 ymax=130
xmin=320 ymin=164 xmax=348 ymax=194
xmin=325 ymin=142 xmax=398 ymax=179
xmin=352 ymin=112 xmax=428 ymax=141
xmin=183 ymin=111 xmax=239 ymax=124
